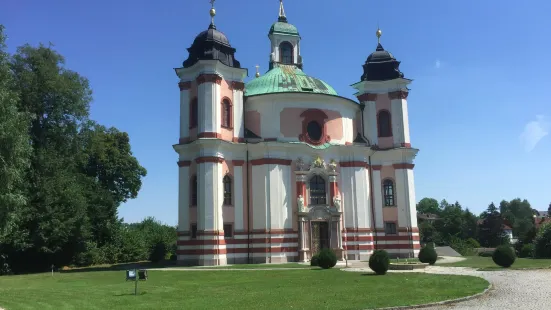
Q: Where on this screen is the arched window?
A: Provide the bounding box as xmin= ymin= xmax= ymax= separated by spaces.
xmin=190 ymin=97 xmax=198 ymax=128
xmin=279 ymin=42 xmax=293 ymax=65
xmin=223 ymin=175 xmax=232 ymax=205
xmin=191 ymin=175 xmax=198 ymax=206
xmin=309 ymin=175 xmax=326 ymax=205
xmin=383 ymin=179 xmax=395 ymax=206
xmin=377 ymin=110 xmax=392 ymax=137
xmin=221 ymin=99 xmax=232 ymax=128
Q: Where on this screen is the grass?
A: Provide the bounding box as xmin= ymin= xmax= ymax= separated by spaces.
xmin=438 ymin=256 xmax=551 ymax=270
xmin=0 ymin=269 xmax=489 ymax=310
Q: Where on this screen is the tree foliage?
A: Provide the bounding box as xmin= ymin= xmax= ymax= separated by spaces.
xmin=416 ymin=198 xmax=440 ymax=215
xmin=534 ymin=222 xmax=551 ymax=258
xmin=0 ymin=25 xmax=152 ymax=273
xmin=0 ymin=25 xmax=31 ymax=246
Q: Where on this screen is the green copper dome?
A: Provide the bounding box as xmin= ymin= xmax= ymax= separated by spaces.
xmin=245 ymin=65 xmax=338 ymax=97
xmin=269 ymin=22 xmax=299 ymax=36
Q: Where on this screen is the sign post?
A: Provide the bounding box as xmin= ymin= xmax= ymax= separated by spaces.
xmin=134 ymin=269 xmax=138 ymax=295
xmin=126 ymin=269 xmax=148 ymax=296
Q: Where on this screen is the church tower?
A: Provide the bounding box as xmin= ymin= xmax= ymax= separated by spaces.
xmin=268 ymin=0 xmax=303 ymax=70
xmin=174 ymin=1 xmax=247 ymax=266
xmin=352 ymin=29 xmax=419 ymax=258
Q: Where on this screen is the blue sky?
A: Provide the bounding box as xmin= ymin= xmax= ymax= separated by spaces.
xmin=2 ymin=0 xmax=551 ymax=225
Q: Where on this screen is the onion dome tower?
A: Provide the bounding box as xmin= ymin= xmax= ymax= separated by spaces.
xmin=182 ymin=0 xmax=241 ymax=68
xmin=360 ymin=28 xmax=404 ymax=81
xmin=245 ymin=0 xmax=337 ymax=97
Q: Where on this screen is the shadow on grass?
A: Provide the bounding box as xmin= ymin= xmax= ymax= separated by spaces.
xmin=59 ymin=261 xmax=177 ymax=274
xmin=114 ymin=292 xmax=148 ymax=297
xmin=361 ymin=273 xmax=383 ymax=276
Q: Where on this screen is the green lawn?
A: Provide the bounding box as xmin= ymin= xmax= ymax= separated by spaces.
xmin=0 ymin=269 xmax=488 ymax=310
xmin=439 ymin=256 xmax=551 ymax=270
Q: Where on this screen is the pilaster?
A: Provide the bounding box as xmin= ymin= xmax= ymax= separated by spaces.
xmin=196 ymin=156 xmax=226 ymax=265
xmin=371 ymin=167 xmax=384 ymax=229
xmin=389 ymin=90 xmax=411 ymax=147
xmin=197 ymin=74 xmax=222 ymax=138
xmin=177 ymin=160 xmax=191 ymax=232
xmin=179 ymin=82 xmax=191 ymax=141
xmin=232 ymin=82 xmax=245 ymax=142
xmin=233 ymin=161 xmax=244 ymax=230
xmin=358 ymin=93 xmax=378 ymax=145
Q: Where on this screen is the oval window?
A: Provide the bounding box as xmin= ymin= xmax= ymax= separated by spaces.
xmin=307 ymin=121 xmax=322 ymax=141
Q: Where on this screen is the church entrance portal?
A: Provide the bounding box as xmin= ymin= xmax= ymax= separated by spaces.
xmin=311 ymin=221 xmax=329 ymax=255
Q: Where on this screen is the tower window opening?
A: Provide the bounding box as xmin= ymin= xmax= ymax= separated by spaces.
xmin=280 ymin=42 xmax=293 ymax=65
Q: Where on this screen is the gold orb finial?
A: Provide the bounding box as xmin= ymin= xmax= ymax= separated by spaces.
xmin=376 ymin=28 xmax=382 ymax=43
xmin=255 ymin=65 xmax=260 ymax=78
xmin=209 ymin=0 xmax=216 ymax=26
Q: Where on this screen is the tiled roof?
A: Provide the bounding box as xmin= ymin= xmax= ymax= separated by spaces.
xmin=245 ymin=65 xmax=338 ymax=97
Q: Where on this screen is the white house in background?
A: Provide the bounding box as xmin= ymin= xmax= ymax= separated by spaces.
xmin=173 ymin=1 xmax=420 ymax=266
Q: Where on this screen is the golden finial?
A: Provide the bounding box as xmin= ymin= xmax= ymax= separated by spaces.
xmin=255 ymin=65 xmax=260 ymax=78
xmin=376 ymin=27 xmax=382 ymax=44
xmin=209 ymin=0 xmax=216 ymax=28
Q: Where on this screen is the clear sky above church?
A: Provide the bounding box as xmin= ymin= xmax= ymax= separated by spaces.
xmin=2 ymin=0 xmax=550 ymax=225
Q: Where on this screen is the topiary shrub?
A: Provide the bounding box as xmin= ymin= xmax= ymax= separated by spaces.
xmin=519 ymin=243 xmax=534 ymax=258
xmin=368 ymin=250 xmax=390 ymax=275
xmin=310 ymin=254 xmax=320 ymax=267
xmin=317 ymin=248 xmax=337 ymax=269
xmin=492 ymin=245 xmax=516 ymax=268
xmin=418 ymin=245 xmax=438 ymax=265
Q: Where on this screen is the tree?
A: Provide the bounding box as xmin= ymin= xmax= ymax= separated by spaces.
xmin=462 ymin=208 xmax=478 ymax=240
xmin=534 ymin=221 xmax=551 ymax=258
xmin=498 ymin=198 xmax=535 ymax=244
xmin=77 ymin=122 xmax=147 ymax=246
xmin=433 ymin=201 xmax=464 ymax=244
xmin=479 ymin=203 xmax=504 ymax=247
xmin=416 ymin=198 xmax=440 ymax=215
xmin=0 ymin=25 xmax=31 ymax=248
xmin=1 ymin=36 xmax=147 ymax=273
xmin=547 ymin=203 xmax=551 ymax=217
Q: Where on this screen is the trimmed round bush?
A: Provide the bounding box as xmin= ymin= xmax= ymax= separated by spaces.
xmin=418 ymin=245 xmax=438 ymax=265
xmin=317 ymin=248 xmax=337 ymax=269
xmin=368 ymin=250 xmax=390 ymax=275
xmin=310 ymin=254 xmax=320 ymax=266
xmin=492 ymin=245 xmax=516 ymax=268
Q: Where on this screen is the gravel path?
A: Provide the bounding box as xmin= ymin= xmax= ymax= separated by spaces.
xmin=418 ymin=266 xmax=551 ymax=310
xmin=343 ymin=258 xmax=551 ymax=310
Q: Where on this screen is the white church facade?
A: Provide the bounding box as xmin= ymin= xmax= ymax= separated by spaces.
xmin=174 ymin=1 xmax=420 ymax=266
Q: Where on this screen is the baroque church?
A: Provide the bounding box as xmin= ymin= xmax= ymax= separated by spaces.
xmin=174 ymin=1 xmax=420 ymax=266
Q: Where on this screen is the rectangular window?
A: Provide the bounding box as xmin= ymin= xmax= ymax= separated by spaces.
xmin=191 ymin=223 xmax=197 ymax=239
xmin=223 ymin=224 xmax=233 ymax=238
xmin=384 ymin=222 xmax=397 ymax=235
